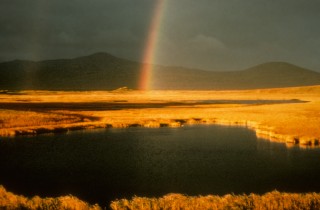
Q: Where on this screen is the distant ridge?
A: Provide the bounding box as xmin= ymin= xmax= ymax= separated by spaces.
xmin=151 ymin=61 xmax=320 ymax=90
xmin=0 ymin=53 xmax=319 ymax=90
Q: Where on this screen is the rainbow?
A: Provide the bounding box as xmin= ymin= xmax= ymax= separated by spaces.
xmin=139 ymin=0 xmax=167 ymax=90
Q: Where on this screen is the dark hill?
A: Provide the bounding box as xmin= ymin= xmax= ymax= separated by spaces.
xmin=0 ymin=53 xmax=319 ymax=90
xmin=0 ymin=52 xmax=141 ymax=90
xmin=151 ymin=62 xmax=320 ymax=90
xmin=236 ymin=62 xmax=320 ymax=89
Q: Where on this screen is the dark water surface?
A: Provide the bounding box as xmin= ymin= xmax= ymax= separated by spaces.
xmin=1 ymin=125 xmax=320 ymax=207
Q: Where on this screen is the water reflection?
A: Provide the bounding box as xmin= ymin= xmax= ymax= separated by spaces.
xmin=0 ymin=125 xmax=320 ymax=207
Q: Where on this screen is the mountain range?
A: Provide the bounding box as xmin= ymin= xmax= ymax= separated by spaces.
xmin=0 ymin=52 xmax=319 ymax=90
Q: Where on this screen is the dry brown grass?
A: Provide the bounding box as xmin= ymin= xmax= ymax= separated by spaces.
xmin=2 ymin=185 xmax=320 ymax=210
xmin=0 ymin=85 xmax=319 ymax=147
xmin=0 ymin=185 xmax=100 ymax=210
xmin=111 ymin=191 xmax=320 ymax=210
xmin=0 ymin=110 xmax=81 ymax=128
xmin=0 ymin=110 xmax=83 ymax=136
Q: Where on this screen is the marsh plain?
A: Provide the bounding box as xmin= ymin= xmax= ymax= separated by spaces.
xmin=1 ymin=85 xmax=320 ymax=209
xmin=0 ymin=85 xmax=319 ymax=146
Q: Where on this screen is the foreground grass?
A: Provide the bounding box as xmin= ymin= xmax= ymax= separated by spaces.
xmin=0 ymin=186 xmax=100 ymax=210
xmin=0 ymin=86 xmax=320 ymax=147
xmin=111 ymin=192 xmax=320 ymax=210
xmin=2 ymin=186 xmax=320 ymax=210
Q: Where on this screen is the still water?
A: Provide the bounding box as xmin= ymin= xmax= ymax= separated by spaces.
xmin=1 ymin=125 xmax=320 ymax=207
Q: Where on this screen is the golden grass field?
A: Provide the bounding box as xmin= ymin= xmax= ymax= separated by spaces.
xmin=0 ymin=85 xmax=319 ymax=147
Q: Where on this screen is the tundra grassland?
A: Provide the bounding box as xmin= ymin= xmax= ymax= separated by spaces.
xmin=1 ymin=86 xmax=320 ymax=209
xmin=0 ymin=85 xmax=319 ymax=147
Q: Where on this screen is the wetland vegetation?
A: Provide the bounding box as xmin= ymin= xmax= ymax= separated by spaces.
xmin=0 ymin=86 xmax=319 ymax=146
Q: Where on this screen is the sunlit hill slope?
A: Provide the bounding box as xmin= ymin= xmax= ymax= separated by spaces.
xmin=0 ymin=52 xmax=319 ymax=90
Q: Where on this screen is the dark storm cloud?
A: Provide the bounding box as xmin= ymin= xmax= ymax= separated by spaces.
xmin=0 ymin=0 xmax=154 ymax=61
xmin=0 ymin=0 xmax=320 ymax=71
xmin=157 ymin=0 xmax=320 ymax=71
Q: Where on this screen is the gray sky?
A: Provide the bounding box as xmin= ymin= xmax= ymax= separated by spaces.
xmin=1 ymin=0 xmax=320 ymax=71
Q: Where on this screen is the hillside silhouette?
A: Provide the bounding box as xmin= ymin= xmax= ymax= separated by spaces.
xmin=0 ymin=52 xmax=319 ymax=90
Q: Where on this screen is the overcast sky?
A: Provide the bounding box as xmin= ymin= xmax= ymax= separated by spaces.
xmin=1 ymin=0 xmax=320 ymax=71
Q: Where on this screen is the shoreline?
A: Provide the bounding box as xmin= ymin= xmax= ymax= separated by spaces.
xmin=1 ymin=117 xmax=318 ymax=148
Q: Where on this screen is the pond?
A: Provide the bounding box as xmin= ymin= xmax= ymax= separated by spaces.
xmin=1 ymin=125 xmax=320 ymax=207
